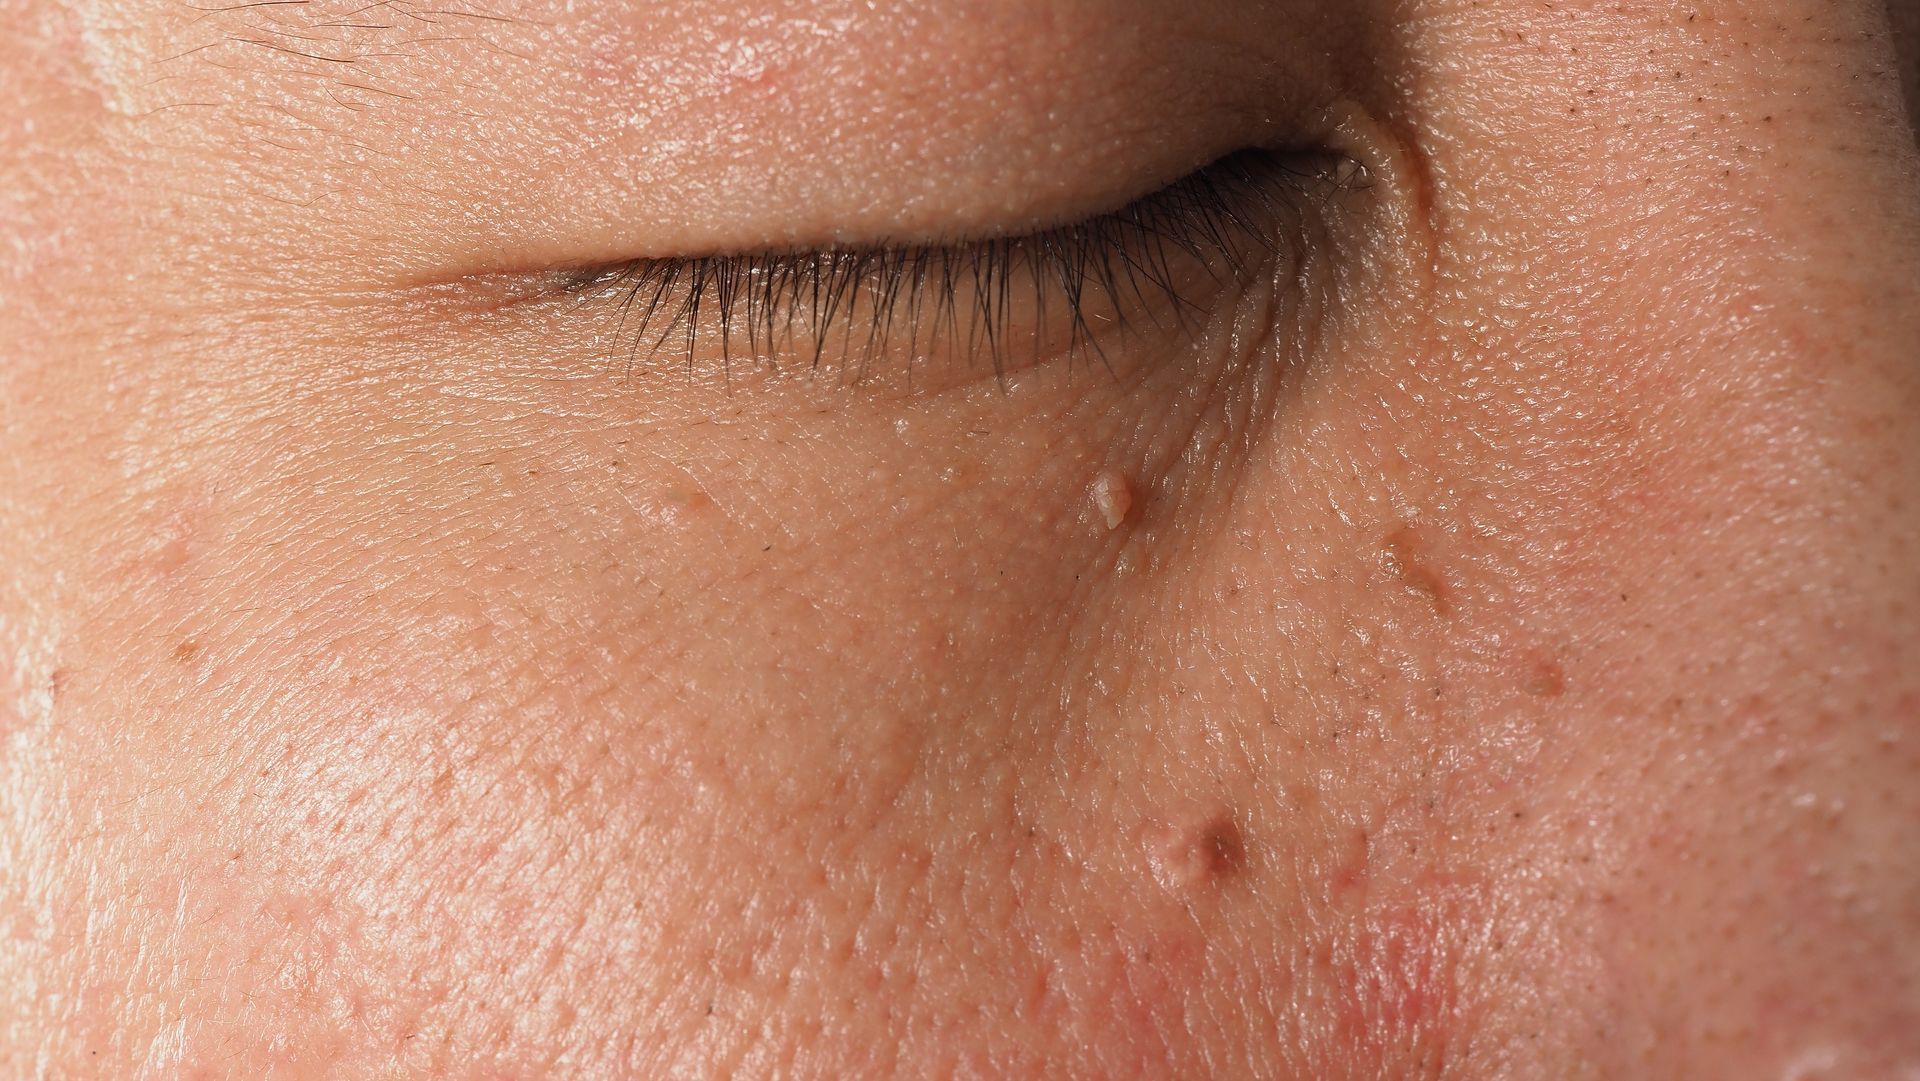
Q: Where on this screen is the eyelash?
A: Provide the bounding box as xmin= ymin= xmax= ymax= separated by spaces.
xmin=558 ymin=149 xmax=1343 ymax=382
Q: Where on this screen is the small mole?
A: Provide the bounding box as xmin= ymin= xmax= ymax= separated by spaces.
xmin=173 ymin=639 xmax=201 ymax=664
xmin=1091 ymin=471 xmax=1134 ymax=530
xmin=1146 ymin=813 xmax=1245 ymax=890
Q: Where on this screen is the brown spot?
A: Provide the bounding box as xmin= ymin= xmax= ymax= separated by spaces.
xmin=664 ymin=485 xmax=714 ymax=512
xmin=47 ymin=668 xmax=74 ymax=702
xmin=1146 ymin=813 xmax=1246 ymax=890
xmin=1382 ymin=524 xmax=1452 ymax=615
xmin=153 ymin=535 xmax=191 ymax=575
xmin=148 ymin=506 xmax=204 ymax=577
xmin=173 ymin=639 xmax=201 ymax=664
xmin=1520 ymin=652 xmax=1566 ymax=698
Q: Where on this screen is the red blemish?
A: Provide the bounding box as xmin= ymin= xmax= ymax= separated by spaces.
xmin=1329 ymin=825 xmax=1373 ymax=902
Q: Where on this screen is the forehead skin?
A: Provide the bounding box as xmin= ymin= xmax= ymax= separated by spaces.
xmin=3 ymin=0 xmax=1920 ymax=1078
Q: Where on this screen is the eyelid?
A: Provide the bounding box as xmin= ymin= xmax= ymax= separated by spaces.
xmin=549 ymin=148 xmax=1345 ymax=385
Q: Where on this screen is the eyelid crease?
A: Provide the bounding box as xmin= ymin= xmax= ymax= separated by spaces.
xmin=554 ymin=148 xmax=1353 ymax=386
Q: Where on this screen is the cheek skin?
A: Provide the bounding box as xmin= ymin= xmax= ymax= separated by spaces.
xmin=1371 ymin=0 xmax=1920 ymax=1074
xmin=0 ymin=157 xmax=1438 ymax=1076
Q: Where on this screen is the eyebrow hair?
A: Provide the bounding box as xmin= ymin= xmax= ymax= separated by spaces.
xmin=149 ymin=0 xmax=538 ymax=114
xmin=187 ymin=0 xmax=526 ymax=39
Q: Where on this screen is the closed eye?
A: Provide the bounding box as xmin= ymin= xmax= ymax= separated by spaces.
xmin=548 ymin=148 xmax=1354 ymax=387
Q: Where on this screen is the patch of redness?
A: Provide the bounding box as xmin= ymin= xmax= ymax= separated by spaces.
xmin=1325 ymin=886 xmax=1474 ymax=1079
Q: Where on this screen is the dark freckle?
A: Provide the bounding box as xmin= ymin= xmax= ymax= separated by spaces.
xmin=173 ymin=639 xmax=201 ymax=664
xmin=1203 ymin=821 xmax=1246 ymax=872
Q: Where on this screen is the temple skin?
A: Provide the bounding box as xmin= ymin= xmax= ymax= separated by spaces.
xmin=2 ymin=0 xmax=1918 ymax=1078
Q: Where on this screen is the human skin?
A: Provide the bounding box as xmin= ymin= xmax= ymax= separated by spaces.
xmin=2 ymin=0 xmax=1917 ymax=1077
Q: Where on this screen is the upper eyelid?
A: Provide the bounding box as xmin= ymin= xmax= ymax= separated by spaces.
xmin=102 ymin=0 xmax=1327 ymax=294
xmin=544 ymin=148 xmax=1346 ymax=382
xmin=557 ymin=148 xmax=1308 ymax=281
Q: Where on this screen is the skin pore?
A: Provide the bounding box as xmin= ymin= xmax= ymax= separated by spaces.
xmin=3 ymin=0 xmax=1918 ymax=1077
